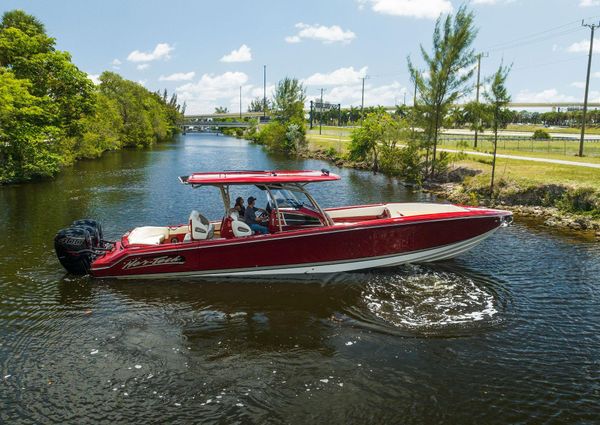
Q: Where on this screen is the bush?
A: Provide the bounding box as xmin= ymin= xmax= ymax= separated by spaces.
xmin=532 ymin=129 xmax=551 ymax=140
xmin=556 ymin=187 xmax=600 ymax=216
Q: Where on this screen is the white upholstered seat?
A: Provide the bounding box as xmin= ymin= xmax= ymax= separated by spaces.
xmin=228 ymin=210 xmax=252 ymax=237
xmin=128 ymin=226 xmax=169 ymax=245
xmin=189 ymin=210 xmax=214 ymax=240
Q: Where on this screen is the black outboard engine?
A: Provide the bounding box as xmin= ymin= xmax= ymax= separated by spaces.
xmin=54 ymin=219 xmax=105 ymax=275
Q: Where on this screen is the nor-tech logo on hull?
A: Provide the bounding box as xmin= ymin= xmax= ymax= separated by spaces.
xmin=122 ymin=255 xmax=185 ymax=270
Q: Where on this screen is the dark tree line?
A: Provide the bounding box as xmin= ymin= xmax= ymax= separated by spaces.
xmin=0 ymin=10 xmax=183 ymax=183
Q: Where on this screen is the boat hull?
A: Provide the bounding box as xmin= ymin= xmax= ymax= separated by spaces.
xmin=90 ymin=214 xmax=507 ymax=279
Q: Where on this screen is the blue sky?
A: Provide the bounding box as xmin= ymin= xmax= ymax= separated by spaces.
xmin=3 ymin=0 xmax=600 ymax=113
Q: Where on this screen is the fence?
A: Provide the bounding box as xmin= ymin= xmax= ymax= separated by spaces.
xmin=438 ymin=134 xmax=600 ymax=157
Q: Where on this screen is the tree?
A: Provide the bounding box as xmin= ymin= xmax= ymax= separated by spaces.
xmin=214 ymin=106 xmax=229 ymax=114
xmin=248 ymin=97 xmax=271 ymax=112
xmin=273 ymin=77 xmax=306 ymax=122
xmin=349 ymin=111 xmax=402 ymax=173
xmin=408 ymin=5 xmax=477 ymax=179
xmin=483 ymin=63 xmax=511 ymax=196
xmin=0 ymin=10 xmax=183 ymax=183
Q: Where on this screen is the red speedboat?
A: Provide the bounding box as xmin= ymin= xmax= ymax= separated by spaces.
xmin=54 ymin=170 xmax=512 ymax=279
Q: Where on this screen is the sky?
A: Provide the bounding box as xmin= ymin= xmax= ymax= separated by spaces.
xmin=3 ymin=0 xmax=600 ymax=113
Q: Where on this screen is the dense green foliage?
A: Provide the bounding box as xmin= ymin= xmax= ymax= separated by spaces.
xmin=348 ymin=111 xmax=423 ymax=182
xmin=531 ymin=129 xmax=551 ymax=140
xmin=0 ymin=10 xmax=182 ymax=183
xmin=254 ymin=77 xmax=307 ymax=155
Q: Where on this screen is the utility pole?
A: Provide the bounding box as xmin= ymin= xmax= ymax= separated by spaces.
xmin=239 ymin=86 xmax=242 ymax=119
xmin=360 ymin=75 xmax=369 ymax=125
xmin=474 ymin=52 xmax=488 ymax=148
xmin=263 ymin=65 xmax=267 ymax=119
xmin=579 ymin=21 xmax=599 ymax=157
xmin=319 ymin=88 xmax=325 ymax=135
xmin=411 ymin=77 xmax=418 ymax=136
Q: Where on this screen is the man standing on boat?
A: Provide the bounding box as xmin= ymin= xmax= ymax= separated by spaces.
xmin=244 ymin=196 xmax=270 ymax=234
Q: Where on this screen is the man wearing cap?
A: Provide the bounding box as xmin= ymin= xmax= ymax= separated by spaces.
xmin=244 ymin=196 xmax=269 ymax=234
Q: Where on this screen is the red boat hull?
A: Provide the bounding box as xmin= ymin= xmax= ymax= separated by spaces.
xmin=90 ymin=211 xmax=509 ymax=279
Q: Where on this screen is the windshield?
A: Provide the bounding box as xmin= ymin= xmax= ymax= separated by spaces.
xmin=266 ymin=188 xmax=316 ymax=211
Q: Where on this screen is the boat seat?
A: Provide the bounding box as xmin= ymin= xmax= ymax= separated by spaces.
xmin=229 ymin=210 xmax=252 ymax=237
xmin=189 ymin=210 xmax=214 ymax=240
xmin=128 ymin=226 xmax=169 ymax=245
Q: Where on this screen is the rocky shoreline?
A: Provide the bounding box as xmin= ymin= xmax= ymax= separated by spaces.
xmin=430 ymin=183 xmax=600 ymax=239
xmin=304 ymin=148 xmax=600 ymax=240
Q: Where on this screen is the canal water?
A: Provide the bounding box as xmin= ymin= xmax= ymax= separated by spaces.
xmin=1 ymin=134 xmax=599 ymax=423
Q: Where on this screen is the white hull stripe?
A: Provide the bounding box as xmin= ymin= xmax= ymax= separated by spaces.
xmin=101 ymin=228 xmax=498 ymax=280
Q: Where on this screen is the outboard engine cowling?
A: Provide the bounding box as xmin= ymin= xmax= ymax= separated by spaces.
xmin=54 ymin=226 xmax=94 ymax=275
xmin=72 ymin=219 xmax=103 ymax=246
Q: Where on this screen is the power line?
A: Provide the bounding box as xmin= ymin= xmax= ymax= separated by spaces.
xmin=488 ymin=27 xmax=585 ymax=53
xmin=511 ymin=55 xmax=587 ymax=72
xmin=485 ymin=17 xmax=599 ymax=51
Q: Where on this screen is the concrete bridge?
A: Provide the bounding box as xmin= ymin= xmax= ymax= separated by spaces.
xmin=184 ymin=102 xmax=600 ymax=122
xmin=183 ymin=120 xmax=251 ymax=129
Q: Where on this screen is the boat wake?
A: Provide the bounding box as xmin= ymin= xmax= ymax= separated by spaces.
xmin=361 ymin=266 xmax=499 ymax=332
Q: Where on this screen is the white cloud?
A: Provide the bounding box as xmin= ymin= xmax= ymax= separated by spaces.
xmin=359 ymin=0 xmax=453 ymax=19
xmin=220 ymin=44 xmax=252 ymax=63
xmin=311 ymin=81 xmax=407 ymax=108
xmin=176 ymin=71 xmax=251 ymax=113
xmin=159 ymin=72 xmax=196 ymax=81
xmin=303 ymin=66 xmax=368 ymax=86
xmin=136 ymin=64 xmax=149 ymax=71
xmin=285 ymin=23 xmax=356 ymax=44
xmin=571 ymin=81 xmax=586 ymax=88
xmin=127 ymin=43 xmax=174 ymax=62
xmin=473 ymin=0 xmax=497 ymax=3
xmin=137 ymin=80 xmax=147 ymax=86
xmin=87 ymin=74 xmax=101 ymax=85
xmin=515 ymin=89 xmax=577 ymax=103
xmin=111 ymin=58 xmax=121 ymax=66
xmin=567 ymin=38 xmax=600 ymax=53
xmin=580 ymin=0 xmax=600 ymax=6
xmin=285 ymin=35 xmax=301 ymax=43
xmin=594 ymin=71 xmax=600 ymax=78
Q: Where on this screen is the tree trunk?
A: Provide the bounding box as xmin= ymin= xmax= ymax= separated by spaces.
xmin=431 ymin=108 xmax=440 ymax=179
xmin=372 ymin=145 xmax=379 ymax=174
xmin=490 ymin=126 xmax=498 ymax=199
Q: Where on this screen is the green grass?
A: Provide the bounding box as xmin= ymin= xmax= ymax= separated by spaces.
xmin=307 ymin=134 xmax=350 ymax=154
xmin=505 ymin=124 xmax=600 ymax=135
xmin=437 ymin=138 xmax=600 ymax=162
xmin=307 ymin=133 xmax=600 ymax=164
xmin=455 ymin=155 xmax=600 ymax=188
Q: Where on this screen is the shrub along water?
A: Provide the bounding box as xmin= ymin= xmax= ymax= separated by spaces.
xmin=0 ymin=10 xmax=182 ymax=184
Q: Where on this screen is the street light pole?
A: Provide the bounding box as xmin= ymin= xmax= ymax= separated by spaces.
xmin=474 ymin=52 xmax=488 ymax=149
xmin=579 ymin=21 xmax=599 ymax=157
xmin=263 ymin=65 xmax=267 ymax=119
xmin=360 ymin=76 xmax=369 ymax=125
xmin=319 ymin=88 xmax=325 ymax=135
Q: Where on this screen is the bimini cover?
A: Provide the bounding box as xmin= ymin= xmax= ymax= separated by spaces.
xmin=179 ymin=170 xmax=340 ymax=186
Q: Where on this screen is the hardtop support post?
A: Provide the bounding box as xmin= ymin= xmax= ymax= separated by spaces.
xmin=264 ymin=185 xmax=283 ymax=232
xmin=218 ymin=185 xmax=231 ymax=215
xmin=294 ymin=183 xmax=333 ymax=226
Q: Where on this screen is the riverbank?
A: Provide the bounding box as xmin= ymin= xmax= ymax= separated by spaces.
xmin=303 ymin=147 xmax=600 ymax=239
